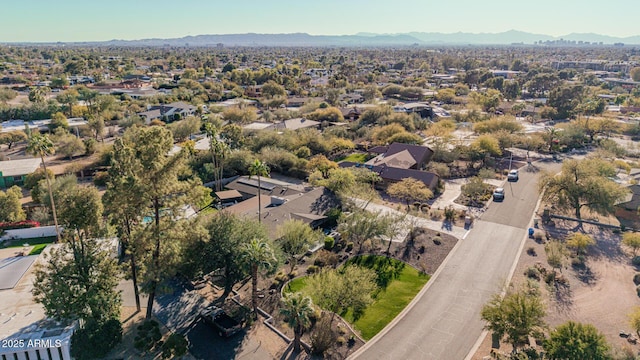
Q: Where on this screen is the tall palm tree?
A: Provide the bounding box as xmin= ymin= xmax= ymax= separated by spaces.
xmin=242 ymin=238 xmax=277 ymax=318
xmin=26 ymin=133 xmax=60 ymax=242
xmin=248 ymin=159 xmax=270 ymax=223
xmin=280 ymin=292 xmax=314 ymax=353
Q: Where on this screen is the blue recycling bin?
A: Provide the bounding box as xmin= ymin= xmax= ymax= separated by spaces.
xmin=528 ymin=228 xmax=534 ymax=238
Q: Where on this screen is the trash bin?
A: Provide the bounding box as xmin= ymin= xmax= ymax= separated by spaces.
xmin=528 ymin=228 xmax=535 ymax=238
xmin=465 ymin=216 xmax=472 ymax=226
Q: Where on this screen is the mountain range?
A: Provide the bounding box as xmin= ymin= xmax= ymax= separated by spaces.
xmin=27 ymin=31 xmax=640 ymax=47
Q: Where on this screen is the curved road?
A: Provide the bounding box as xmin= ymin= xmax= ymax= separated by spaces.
xmin=350 ymin=160 xmax=560 ymax=360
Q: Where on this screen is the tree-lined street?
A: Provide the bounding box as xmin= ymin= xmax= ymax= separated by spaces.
xmin=352 ymin=160 xmax=560 ymax=360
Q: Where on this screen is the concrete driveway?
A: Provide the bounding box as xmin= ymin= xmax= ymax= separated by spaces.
xmin=351 ymin=160 xmax=561 ymax=360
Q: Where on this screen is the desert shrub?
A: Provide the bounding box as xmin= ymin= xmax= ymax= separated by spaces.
xmin=324 ymin=236 xmax=335 ymax=250
xmin=633 ymin=256 xmax=640 ymax=266
xmin=525 ymin=267 xmax=540 ymax=280
xmin=444 ymin=206 xmax=456 ymax=222
xmin=311 ymin=314 xmax=336 ymax=355
xmin=314 ymin=250 xmax=339 ymax=268
xmin=288 ymin=271 xmax=297 ymax=279
xmin=336 ymin=336 xmax=346 ymax=346
xmin=634 ymin=273 xmax=640 ymax=285
xmin=544 ymin=272 xmax=556 ymax=285
xmin=478 ymin=168 xmax=495 ymax=179
xmin=306 ymin=265 xmax=319 ymax=274
xmin=433 ymin=237 xmax=442 ymax=245
xmin=527 ymin=247 xmax=537 ymax=256
xmin=430 ymin=209 xmax=444 ymax=220
xmin=533 ymin=231 xmax=544 ymax=243
xmin=337 ymin=324 xmax=348 ymax=335
xmin=419 ymin=245 xmax=425 ymax=254
xmin=161 ymin=333 xmax=188 ymax=359
xmin=345 ymin=242 xmax=354 ymax=252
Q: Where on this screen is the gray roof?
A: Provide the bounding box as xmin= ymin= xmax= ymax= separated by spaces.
xmin=0 ymin=158 xmax=40 ymax=177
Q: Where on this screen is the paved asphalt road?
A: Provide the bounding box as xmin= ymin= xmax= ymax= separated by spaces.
xmin=351 ymin=160 xmax=561 ymax=360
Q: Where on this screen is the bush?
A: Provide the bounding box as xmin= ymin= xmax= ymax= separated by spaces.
xmin=161 ymin=333 xmax=188 ymax=359
xmin=311 ymin=314 xmax=336 ymax=355
xmin=634 ymin=273 xmax=640 ymax=286
xmin=336 ymin=336 xmax=346 ymax=346
xmin=71 ymin=319 xmax=122 ymax=360
xmin=314 ymin=250 xmax=339 ymax=268
xmin=433 ymin=238 xmax=441 ymax=245
xmin=93 ymin=171 xmax=109 ymax=187
xmin=0 ymin=220 xmax=40 ymax=231
xmin=444 ymin=206 xmax=456 ymax=222
xmin=134 ymin=320 xmax=162 ymax=353
xmin=527 ymin=247 xmax=537 ymax=256
xmin=324 ymin=236 xmax=335 ymax=250
xmin=544 ymin=272 xmax=556 ymax=285
xmin=633 ymin=256 xmax=640 ymax=267
xmin=525 ymin=267 xmax=540 ymax=280
xmin=345 ymin=242 xmax=354 ymax=252
xmin=306 ymin=265 xmax=319 ymax=274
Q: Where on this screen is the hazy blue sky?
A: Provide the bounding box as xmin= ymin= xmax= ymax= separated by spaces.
xmin=2 ymin=0 xmax=638 ymax=42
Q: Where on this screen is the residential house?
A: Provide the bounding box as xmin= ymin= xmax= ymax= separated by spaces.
xmin=271 ymin=118 xmax=320 ymax=131
xmin=394 ymin=102 xmax=433 ymax=119
xmin=340 ymin=107 xmax=363 ymax=121
xmin=214 ymin=189 xmax=244 ymax=208
xmin=0 ymin=158 xmax=41 ymax=188
xmin=225 ymin=176 xmax=304 ymax=200
xmin=224 ymin=186 xmax=338 ymax=239
xmin=137 ymin=102 xmax=196 ymax=123
xmin=365 ymin=142 xmax=434 ymax=170
xmin=339 ymin=162 xmax=440 ymax=191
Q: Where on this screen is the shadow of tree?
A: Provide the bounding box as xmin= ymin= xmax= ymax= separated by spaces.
xmin=552 ymin=281 xmax=573 ymax=315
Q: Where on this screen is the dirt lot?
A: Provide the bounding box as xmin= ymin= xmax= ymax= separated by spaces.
xmin=472 ymin=218 xmax=640 ymax=359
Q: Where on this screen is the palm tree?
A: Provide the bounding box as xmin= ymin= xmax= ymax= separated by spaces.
xmin=248 ymin=159 xmax=270 ymax=223
xmin=26 ymin=134 xmax=60 ymax=242
xmin=242 ymin=238 xmax=277 ymax=318
xmin=280 ymin=292 xmax=314 ymax=353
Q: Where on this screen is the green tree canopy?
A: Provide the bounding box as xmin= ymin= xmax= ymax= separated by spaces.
xmin=538 ymin=158 xmax=628 ymax=219
xmin=480 ymin=288 xmax=546 ymax=351
xmin=278 ymin=219 xmax=322 ymax=274
xmin=0 ymin=186 xmax=26 ymax=222
xmin=280 ymin=292 xmax=314 ymax=353
xmin=387 ymin=178 xmax=433 ymax=210
xmin=543 ymin=321 xmax=611 ymax=360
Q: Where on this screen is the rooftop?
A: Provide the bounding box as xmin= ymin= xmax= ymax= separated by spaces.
xmin=0 ymin=158 xmax=41 ymax=177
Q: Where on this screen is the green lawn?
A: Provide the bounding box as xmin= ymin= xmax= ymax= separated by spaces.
xmin=284 ymin=255 xmax=429 ymax=340
xmin=0 ymin=236 xmax=56 ymax=249
xmin=337 ymin=153 xmax=370 ymax=163
xmin=345 ymin=262 xmax=429 ymax=339
xmin=28 ymin=244 xmax=48 ymax=255
xmin=285 ymin=277 xmax=308 ymax=294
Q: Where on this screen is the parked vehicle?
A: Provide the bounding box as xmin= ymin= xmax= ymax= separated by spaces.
xmin=493 ymin=188 xmax=505 ymax=201
xmin=507 ymin=169 xmax=519 ymax=182
xmin=200 ymin=305 xmax=243 ymax=337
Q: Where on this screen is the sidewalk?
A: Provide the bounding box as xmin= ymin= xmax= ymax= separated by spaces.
xmin=353 ymin=199 xmax=468 ymax=241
